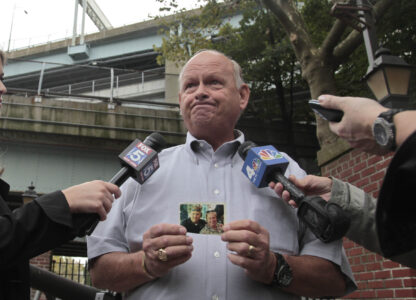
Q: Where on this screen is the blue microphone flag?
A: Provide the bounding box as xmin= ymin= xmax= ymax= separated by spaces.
xmin=241 ymin=145 xmax=289 ymax=188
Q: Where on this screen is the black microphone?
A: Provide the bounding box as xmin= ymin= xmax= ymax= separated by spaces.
xmin=238 ymin=141 xmax=350 ymax=243
xmin=85 ymin=132 xmax=166 ymax=235
xmin=110 ymin=132 xmax=166 ymax=186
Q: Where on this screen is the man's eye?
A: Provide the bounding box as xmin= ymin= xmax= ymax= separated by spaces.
xmin=185 ymin=83 xmax=196 ymax=89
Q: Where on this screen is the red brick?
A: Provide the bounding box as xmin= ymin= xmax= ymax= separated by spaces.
xmin=358 ymin=272 xmax=374 ymax=281
xmin=366 ymin=262 xmax=382 ymax=271
xmin=357 ymin=281 xmax=367 ymax=290
xmin=363 ymin=182 xmax=378 ymax=193
xmin=342 ymin=162 xmax=348 ymax=170
xmin=376 ymin=289 xmax=394 ymax=298
xmin=374 ymin=270 xmax=391 ymax=279
xmin=348 ymin=248 xmax=364 ymax=256
xmin=375 ymin=254 xmax=384 ymax=261
xmin=355 ymin=156 xmax=361 ymax=164
xmin=352 ymin=264 xmax=365 ymax=272
xmin=368 ymin=280 xmax=385 ymax=289
xmin=393 ymin=268 xmax=416 ymax=277
xmin=370 ymin=171 xmax=385 ymax=182
xmin=353 ymin=161 xmax=367 ymax=172
xmin=385 ymin=279 xmax=403 ymax=288
xmin=404 ymin=278 xmax=416 ymax=287
xmin=361 ymin=254 xmax=375 ymax=263
xmin=360 ymin=290 xmax=377 ymax=298
xmin=339 ymin=152 xmax=352 ymax=163
xmin=375 ymin=159 xmax=391 ymax=171
xmin=383 ymin=260 xmax=401 ymax=269
xmin=395 ymin=289 xmax=416 ymax=297
xmin=346 ymin=291 xmax=362 ymax=298
xmin=368 ymin=155 xmax=382 ymax=165
xmin=353 ymin=256 xmax=361 ymax=265
xmin=356 ymin=178 xmax=369 ymax=188
xmin=339 ymin=169 xmax=353 ymax=179
xmin=347 ymin=173 xmax=360 ymax=184
xmin=343 ymin=240 xmax=355 ymax=249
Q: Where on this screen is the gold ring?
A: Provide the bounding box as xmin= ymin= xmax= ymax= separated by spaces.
xmin=248 ymin=245 xmax=255 ymax=257
xmin=158 ymin=248 xmax=168 ymax=262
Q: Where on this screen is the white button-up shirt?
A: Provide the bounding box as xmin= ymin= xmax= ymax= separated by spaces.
xmin=88 ymin=131 xmax=356 ymax=299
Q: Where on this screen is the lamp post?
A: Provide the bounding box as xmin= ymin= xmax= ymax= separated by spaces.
xmin=7 ymin=4 xmax=29 ymax=52
xmin=22 ymin=182 xmax=38 ymax=204
xmin=331 ymin=0 xmax=412 ymax=108
xmin=364 ymin=47 xmax=412 ymax=108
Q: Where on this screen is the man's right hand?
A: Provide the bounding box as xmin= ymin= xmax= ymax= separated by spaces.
xmin=142 ymin=224 xmax=193 ymax=278
xmin=269 ymin=175 xmax=333 ymax=208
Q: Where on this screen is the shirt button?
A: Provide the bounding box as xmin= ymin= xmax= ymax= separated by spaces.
xmin=214 ymin=163 xmax=219 ymax=168
xmin=213 ymin=189 xmax=220 ymax=195
xmin=212 ymin=295 xmax=219 ymax=300
xmin=214 ymin=251 xmax=220 ymax=258
xmin=199 ymin=142 xmax=204 ymax=148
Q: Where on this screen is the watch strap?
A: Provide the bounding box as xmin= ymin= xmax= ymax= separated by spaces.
xmin=377 ymin=109 xmax=403 ymax=151
xmin=271 ymin=252 xmax=293 ymax=288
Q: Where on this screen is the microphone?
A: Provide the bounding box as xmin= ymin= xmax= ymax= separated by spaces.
xmin=238 ymin=141 xmax=350 ymax=243
xmin=85 ymin=132 xmax=167 ymax=235
xmin=110 ymin=132 xmax=167 ymax=186
xmin=238 ymin=141 xmax=305 ymax=204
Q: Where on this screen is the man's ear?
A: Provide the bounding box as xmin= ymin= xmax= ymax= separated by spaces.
xmin=239 ymin=84 xmax=250 ymax=110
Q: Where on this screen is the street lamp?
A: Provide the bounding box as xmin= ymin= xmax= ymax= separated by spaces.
xmin=7 ymin=4 xmax=29 ymax=52
xmin=365 ymin=47 xmax=412 ymax=108
xmin=22 ymin=182 xmax=38 ymax=204
xmin=331 ymin=0 xmax=413 ymax=108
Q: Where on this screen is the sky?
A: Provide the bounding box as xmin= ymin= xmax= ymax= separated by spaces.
xmin=0 ymin=0 xmax=201 ymax=51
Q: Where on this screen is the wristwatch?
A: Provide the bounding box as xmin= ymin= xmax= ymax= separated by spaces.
xmin=372 ymin=109 xmax=403 ymax=152
xmin=271 ymin=252 xmax=293 ymax=288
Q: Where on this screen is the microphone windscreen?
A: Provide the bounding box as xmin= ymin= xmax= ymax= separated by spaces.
xmin=143 ymin=132 xmax=166 ymax=152
xmin=238 ymin=141 xmax=257 ymax=160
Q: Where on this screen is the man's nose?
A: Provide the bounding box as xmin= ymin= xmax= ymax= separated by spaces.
xmin=195 ymin=84 xmax=208 ymax=101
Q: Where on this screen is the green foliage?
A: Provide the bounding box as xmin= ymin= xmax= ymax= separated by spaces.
xmin=154 ymin=0 xmax=314 ymax=124
xmin=302 ymin=0 xmax=335 ymax=46
xmin=153 ymin=0 xmax=416 ymax=121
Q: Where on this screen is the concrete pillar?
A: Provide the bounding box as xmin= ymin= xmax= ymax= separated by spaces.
xmin=164 ymin=59 xmax=183 ymax=104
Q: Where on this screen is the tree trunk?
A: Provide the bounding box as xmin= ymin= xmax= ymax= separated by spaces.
xmin=261 ymin=0 xmax=396 ymax=163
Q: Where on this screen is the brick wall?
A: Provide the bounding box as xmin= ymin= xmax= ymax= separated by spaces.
xmin=321 ymin=149 xmax=416 ymax=299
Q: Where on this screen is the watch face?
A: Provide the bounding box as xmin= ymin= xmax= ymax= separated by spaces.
xmin=280 ymin=269 xmax=293 ymax=286
xmin=374 ymin=123 xmax=389 ymax=146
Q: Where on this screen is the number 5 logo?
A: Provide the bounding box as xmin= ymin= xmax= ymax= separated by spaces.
xmin=128 ymin=149 xmax=144 ymax=162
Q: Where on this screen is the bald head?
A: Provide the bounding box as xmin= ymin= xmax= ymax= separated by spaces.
xmin=179 ymin=50 xmax=244 ymax=90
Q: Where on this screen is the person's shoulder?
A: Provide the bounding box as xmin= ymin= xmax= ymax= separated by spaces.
xmin=159 ymin=144 xmax=186 ymax=158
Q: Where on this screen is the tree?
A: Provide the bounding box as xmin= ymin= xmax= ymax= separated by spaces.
xmin=261 ymin=0 xmax=415 ymax=158
xmin=154 ymin=0 xmax=316 ymax=158
xmin=154 ymin=0 xmax=415 ymax=158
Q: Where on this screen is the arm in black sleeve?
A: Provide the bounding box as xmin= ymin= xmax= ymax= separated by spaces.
xmin=0 ymin=189 xmax=85 ymax=268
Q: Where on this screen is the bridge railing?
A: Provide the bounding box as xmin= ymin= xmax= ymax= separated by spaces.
xmin=4 ymin=58 xmax=170 ymax=107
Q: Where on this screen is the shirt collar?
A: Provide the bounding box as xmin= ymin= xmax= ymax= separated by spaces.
xmin=185 ymin=130 xmax=245 ymax=165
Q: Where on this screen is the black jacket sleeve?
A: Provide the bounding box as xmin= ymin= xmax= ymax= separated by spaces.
xmin=0 ymin=187 xmax=81 ymax=269
xmin=376 ymin=130 xmax=416 ymax=257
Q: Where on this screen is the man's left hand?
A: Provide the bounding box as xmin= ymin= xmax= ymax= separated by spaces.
xmin=221 ymin=220 xmax=275 ymax=284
